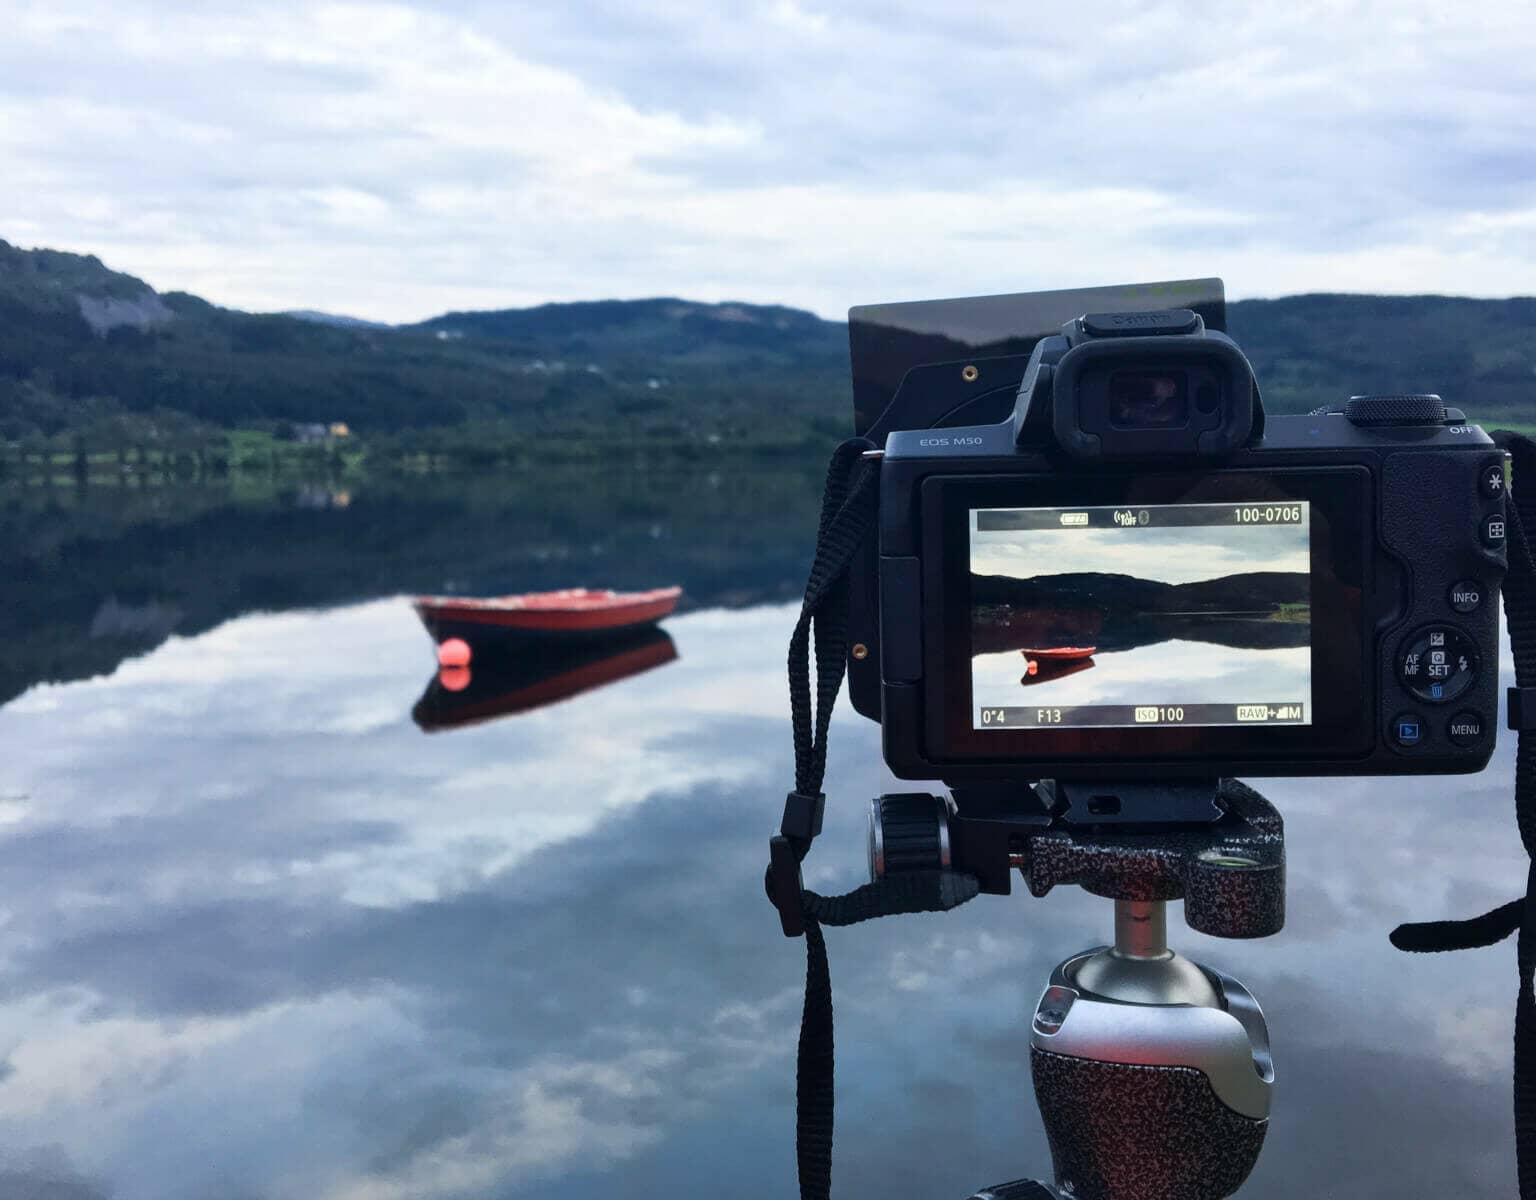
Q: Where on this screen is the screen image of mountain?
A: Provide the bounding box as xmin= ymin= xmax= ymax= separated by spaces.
xmin=970 ymin=571 xmax=1311 ymax=656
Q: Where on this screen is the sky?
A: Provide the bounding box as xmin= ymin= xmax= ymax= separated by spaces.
xmin=971 ymin=521 xmax=1311 ymax=586
xmin=2 ymin=1 xmax=1534 ymax=322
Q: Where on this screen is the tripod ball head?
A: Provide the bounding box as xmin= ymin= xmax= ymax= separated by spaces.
xmin=1029 ymin=942 xmax=1272 ymax=1200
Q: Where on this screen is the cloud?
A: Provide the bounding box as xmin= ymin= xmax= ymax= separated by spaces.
xmin=1 ymin=1 xmax=1534 ymax=319
xmin=972 ymin=520 xmax=1311 ymax=586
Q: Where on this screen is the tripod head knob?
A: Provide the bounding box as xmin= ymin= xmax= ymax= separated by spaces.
xmin=868 ymin=793 xmax=952 ymax=879
xmin=965 ymin=1181 xmax=1063 ymax=1199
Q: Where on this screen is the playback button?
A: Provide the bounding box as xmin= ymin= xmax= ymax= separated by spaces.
xmin=1392 ymin=713 xmax=1425 ymax=747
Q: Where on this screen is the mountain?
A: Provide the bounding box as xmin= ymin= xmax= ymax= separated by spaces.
xmin=412 ymin=298 xmax=845 ymax=363
xmin=0 ymin=239 xmax=852 ymax=451
xmin=1 ymin=237 xmax=1532 ymax=448
xmin=282 ymin=309 xmax=392 ymax=330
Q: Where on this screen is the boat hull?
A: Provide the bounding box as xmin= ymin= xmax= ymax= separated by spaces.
xmin=1020 ymin=646 xmax=1097 ymax=661
xmin=414 ymin=587 xmax=681 ymax=645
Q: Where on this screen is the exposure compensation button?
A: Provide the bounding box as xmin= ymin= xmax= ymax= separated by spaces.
xmin=1399 ymin=625 xmax=1478 ymax=704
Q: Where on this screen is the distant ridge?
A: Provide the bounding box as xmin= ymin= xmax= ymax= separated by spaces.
xmin=282 ymin=309 xmax=391 ymax=330
xmin=2 ymin=236 xmax=1533 ymax=442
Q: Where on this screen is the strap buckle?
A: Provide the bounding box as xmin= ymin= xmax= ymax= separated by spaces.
xmin=1509 ymin=688 xmax=1536 ymax=731
xmin=780 ymin=790 xmax=826 ymax=840
xmin=766 ymin=834 xmax=805 ymax=937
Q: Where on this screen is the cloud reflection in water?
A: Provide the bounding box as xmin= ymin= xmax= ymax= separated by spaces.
xmin=0 ymin=600 xmax=1525 ymax=1198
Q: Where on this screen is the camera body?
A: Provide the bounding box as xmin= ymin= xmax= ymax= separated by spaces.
xmin=853 ymin=301 xmax=1508 ymax=783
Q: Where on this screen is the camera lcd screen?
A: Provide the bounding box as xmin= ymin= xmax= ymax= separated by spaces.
xmin=968 ymin=501 xmax=1312 ymax=731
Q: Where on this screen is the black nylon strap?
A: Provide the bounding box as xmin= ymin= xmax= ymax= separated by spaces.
xmin=1392 ymin=431 xmax=1536 ymax=1197
xmin=788 ymin=438 xmax=878 ymax=814
xmin=794 ymin=876 xmax=982 ymax=1200
xmin=771 ymin=440 xmax=981 ymax=1200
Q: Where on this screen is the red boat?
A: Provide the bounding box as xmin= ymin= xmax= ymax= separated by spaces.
xmin=1021 ymin=646 xmax=1097 ymax=678
xmin=413 ymin=586 xmax=682 ymax=645
xmin=1021 ymin=646 xmax=1097 ymax=661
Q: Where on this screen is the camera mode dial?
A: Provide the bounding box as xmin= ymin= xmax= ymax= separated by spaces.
xmin=1344 ymin=393 xmax=1447 ymax=426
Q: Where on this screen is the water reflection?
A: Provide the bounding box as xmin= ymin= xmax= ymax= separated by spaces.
xmin=412 ymin=628 xmax=679 ymax=731
xmin=0 ymin=542 xmax=1527 ymax=1197
xmin=0 ymin=469 xmax=820 ymax=708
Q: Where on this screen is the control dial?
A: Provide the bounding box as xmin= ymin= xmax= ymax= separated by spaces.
xmin=1344 ymin=393 xmax=1447 ymax=426
xmin=1398 ymin=625 xmax=1479 ymax=704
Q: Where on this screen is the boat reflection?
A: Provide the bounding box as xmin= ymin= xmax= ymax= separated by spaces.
xmin=412 ymin=626 xmax=679 ymax=731
xmin=1019 ymin=655 xmax=1097 ymax=686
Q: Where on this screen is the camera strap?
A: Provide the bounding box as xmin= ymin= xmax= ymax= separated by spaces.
xmin=1393 ymin=430 xmax=1536 ymax=1198
xmin=766 ymin=437 xmax=981 ymax=1200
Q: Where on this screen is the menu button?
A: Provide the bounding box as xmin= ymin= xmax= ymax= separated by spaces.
xmin=1448 ymin=712 xmax=1485 ymax=747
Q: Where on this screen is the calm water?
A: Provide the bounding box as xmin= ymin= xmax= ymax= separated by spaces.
xmin=972 ymin=641 xmax=1313 ymax=714
xmin=0 ymin=473 xmax=1525 ymax=1198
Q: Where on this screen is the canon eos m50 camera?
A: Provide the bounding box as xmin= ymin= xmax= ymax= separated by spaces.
xmin=845 ymin=279 xmax=1508 ymax=782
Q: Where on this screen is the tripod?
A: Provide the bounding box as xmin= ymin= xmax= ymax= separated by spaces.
xmin=870 ymin=779 xmax=1284 ymax=1200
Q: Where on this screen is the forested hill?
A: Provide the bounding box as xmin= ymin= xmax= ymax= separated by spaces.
xmin=2 ymin=237 xmax=1532 ymax=445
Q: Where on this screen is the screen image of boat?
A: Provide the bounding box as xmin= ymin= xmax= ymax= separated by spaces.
xmin=968 ymin=501 xmax=1312 ymax=730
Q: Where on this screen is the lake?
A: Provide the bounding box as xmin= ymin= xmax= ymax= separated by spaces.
xmin=0 ymin=471 xmax=1524 ymax=1199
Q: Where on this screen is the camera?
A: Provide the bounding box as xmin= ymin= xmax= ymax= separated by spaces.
xmin=769 ymin=280 xmax=1536 ymax=1200
xmin=845 ymin=279 xmax=1509 ymax=782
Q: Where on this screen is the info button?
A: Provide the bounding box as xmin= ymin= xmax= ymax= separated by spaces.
xmin=1449 ymin=581 xmax=1483 ymax=614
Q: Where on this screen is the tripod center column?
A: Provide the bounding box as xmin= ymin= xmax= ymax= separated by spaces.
xmin=1113 ymin=899 xmax=1168 ymax=959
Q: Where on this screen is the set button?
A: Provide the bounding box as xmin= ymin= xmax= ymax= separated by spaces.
xmin=1399 ymin=625 xmax=1478 ymax=704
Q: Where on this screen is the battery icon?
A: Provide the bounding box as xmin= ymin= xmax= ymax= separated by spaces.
xmin=1059 ymin=512 xmax=1089 ymax=527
